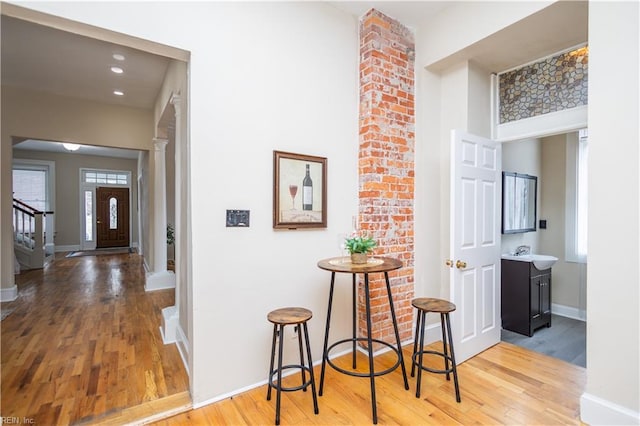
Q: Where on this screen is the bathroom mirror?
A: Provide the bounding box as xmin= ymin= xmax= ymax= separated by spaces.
xmin=502 ymin=172 xmax=537 ymax=234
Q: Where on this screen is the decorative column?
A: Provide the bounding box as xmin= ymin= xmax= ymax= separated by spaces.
xmin=161 ymin=95 xmax=182 ymax=344
xmin=145 ymin=137 xmax=176 ymax=291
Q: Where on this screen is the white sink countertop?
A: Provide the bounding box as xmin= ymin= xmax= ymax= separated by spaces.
xmin=501 ymin=253 xmax=558 ymax=270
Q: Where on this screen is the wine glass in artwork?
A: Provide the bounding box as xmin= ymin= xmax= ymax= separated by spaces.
xmin=289 ymin=184 xmax=298 ymax=210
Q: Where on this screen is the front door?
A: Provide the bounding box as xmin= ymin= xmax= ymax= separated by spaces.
xmin=96 ymin=187 xmax=130 ymax=248
xmin=449 ymin=130 xmax=502 ymax=363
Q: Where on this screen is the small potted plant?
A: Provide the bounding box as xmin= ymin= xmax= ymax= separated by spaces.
xmin=344 ymin=234 xmax=377 ymax=264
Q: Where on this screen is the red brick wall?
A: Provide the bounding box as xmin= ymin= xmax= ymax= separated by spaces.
xmin=358 ymin=9 xmax=415 ymax=345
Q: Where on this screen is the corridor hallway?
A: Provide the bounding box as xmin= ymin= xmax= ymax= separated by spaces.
xmin=1 ymin=251 xmax=188 ymax=424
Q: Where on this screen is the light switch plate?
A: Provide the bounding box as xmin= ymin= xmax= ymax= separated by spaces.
xmin=226 ymin=210 xmax=250 ymax=227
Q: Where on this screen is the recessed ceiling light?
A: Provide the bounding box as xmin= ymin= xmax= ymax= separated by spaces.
xmin=112 ymin=53 xmax=125 ymax=61
xmin=62 ymin=143 xmax=80 ymax=152
xmin=113 ymin=90 xmax=124 ymax=96
xmin=110 ymin=66 xmax=124 ymax=74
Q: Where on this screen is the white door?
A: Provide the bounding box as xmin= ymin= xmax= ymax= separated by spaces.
xmin=449 ymin=130 xmax=502 ymax=363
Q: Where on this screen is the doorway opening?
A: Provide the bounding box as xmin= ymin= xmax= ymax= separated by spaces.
xmin=500 ymin=130 xmax=587 ymax=367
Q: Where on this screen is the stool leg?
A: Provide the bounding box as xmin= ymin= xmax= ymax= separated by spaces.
xmin=351 ymin=273 xmax=357 ymax=369
xmin=296 ymin=325 xmax=307 ymax=392
xmin=363 ymin=274 xmax=378 ymax=424
xmin=444 ymin=313 xmax=461 ymax=403
xmin=267 ymin=323 xmax=278 ymax=401
xmin=415 ymin=310 xmax=426 ymax=398
xmin=302 ymin=322 xmax=319 ymax=415
xmin=319 ymin=272 xmax=336 ymax=396
xmin=275 ymin=324 xmax=285 ymax=425
xmin=440 ymin=313 xmax=451 ymax=381
xmin=384 ymin=272 xmax=409 ymax=390
xmin=411 ymin=308 xmax=422 ymax=377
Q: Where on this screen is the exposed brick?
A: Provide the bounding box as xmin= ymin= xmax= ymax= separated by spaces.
xmin=358 ymin=9 xmax=415 ymax=347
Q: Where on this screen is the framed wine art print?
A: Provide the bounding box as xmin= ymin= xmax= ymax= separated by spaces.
xmin=273 ymin=150 xmax=327 ymax=229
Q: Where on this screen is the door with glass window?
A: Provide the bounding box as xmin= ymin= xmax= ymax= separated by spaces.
xmin=96 ymin=187 xmax=130 ymax=248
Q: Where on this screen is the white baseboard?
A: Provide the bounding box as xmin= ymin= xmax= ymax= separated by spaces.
xmin=176 ymin=324 xmax=190 ymax=378
xmin=160 ymin=306 xmax=179 ymax=344
xmin=145 ymin=270 xmax=175 ymax=291
xmin=55 ymin=244 xmax=80 ymax=253
xmin=581 ymin=392 xmax=640 ymax=425
xmin=0 ymin=285 xmax=18 ymax=302
xmin=552 ymin=303 xmax=586 ymax=321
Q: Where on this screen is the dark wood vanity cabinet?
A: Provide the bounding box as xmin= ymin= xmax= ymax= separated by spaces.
xmin=501 ymin=260 xmax=552 ymax=337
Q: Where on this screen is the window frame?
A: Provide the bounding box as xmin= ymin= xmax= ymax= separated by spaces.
xmin=565 ymin=130 xmax=588 ymax=263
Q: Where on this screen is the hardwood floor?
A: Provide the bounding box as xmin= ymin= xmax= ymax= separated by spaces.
xmin=154 ymin=341 xmax=586 ymax=425
xmin=1 ymin=252 xmax=189 ymax=425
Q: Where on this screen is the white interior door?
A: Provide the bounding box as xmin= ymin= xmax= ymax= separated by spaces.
xmin=450 ymin=130 xmax=502 ymax=363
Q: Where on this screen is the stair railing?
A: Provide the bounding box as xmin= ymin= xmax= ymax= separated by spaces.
xmin=13 ymin=199 xmax=54 ymax=268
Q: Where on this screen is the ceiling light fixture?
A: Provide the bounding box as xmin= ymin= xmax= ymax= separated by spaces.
xmin=62 ymin=143 xmax=80 ymax=152
xmin=113 ymin=90 xmax=124 ymax=96
xmin=112 ymin=53 xmax=125 ymax=61
xmin=110 ymin=66 xmax=124 ymax=74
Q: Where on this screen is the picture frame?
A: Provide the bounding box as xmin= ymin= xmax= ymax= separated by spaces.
xmin=273 ymin=150 xmax=327 ymax=229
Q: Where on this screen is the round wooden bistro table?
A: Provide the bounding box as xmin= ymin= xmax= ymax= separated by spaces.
xmin=317 ymin=256 xmax=410 ymax=424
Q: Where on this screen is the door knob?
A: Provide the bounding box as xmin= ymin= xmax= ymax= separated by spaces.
xmin=96 ymin=220 xmax=102 ymax=224
xmin=456 ymin=260 xmax=467 ymax=269
xmin=445 ymin=259 xmax=454 ymax=268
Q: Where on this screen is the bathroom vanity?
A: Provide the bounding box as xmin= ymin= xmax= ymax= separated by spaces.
xmin=501 ymin=256 xmax=554 ymax=337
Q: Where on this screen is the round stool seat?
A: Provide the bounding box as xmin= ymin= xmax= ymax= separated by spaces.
xmin=412 ymin=297 xmax=456 ymax=314
xmin=268 ymin=307 xmax=312 ymax=325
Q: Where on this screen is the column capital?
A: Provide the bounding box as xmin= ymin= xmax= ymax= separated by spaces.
xmin=153 ymin=138 xmax=169 ymax=151
xmin=170 ymin=94 xmax=182 ymax=114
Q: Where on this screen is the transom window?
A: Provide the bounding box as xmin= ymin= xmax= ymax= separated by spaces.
xmin=83 ymin=171 xmax=128 ymax=185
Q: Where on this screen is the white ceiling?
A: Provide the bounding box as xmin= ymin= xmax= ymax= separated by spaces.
xmin=1 ymin=14 xmax=171 ymax=110
xmin=3 ymin=2 xmax=587 ymax=158
xmin=329 ymin=1 xmax=451 ymax=28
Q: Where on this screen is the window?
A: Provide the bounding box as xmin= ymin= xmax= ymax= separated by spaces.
xmin=83 ymin=171 xmax=128 ymax=185
xmin=565 ymin=129 xmax=588 ymax=262
xmin=109 ymin=197 xmax=118 ymax=229
xmin=85 ymin=191 xmax=93 ymax=242
xmin=12 ymin=169 xmax=47 ymax=211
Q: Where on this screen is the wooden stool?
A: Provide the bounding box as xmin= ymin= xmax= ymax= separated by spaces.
xmin=266 ymin=307 xmax=318 ymax=425
xmin=410 ymin=297 xmax=461 ymax=402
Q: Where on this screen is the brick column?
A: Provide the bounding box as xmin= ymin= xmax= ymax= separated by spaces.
xmin=358 ymin=10 xmax=415 ymax=345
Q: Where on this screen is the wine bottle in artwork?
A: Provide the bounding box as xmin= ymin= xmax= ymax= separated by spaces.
xmin=302 ymin=164 xmax=313 ymax=211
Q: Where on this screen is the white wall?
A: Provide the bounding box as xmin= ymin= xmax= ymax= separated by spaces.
xmin=186 ymin=3 xmax=360 ymax=403
xmin=539 ymin=133 xmax=586 ymax=316
xmin=2 ymin=86 xmax=153 ymax=151
xmin=581 ymin=1 xmax=639 ymax=423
